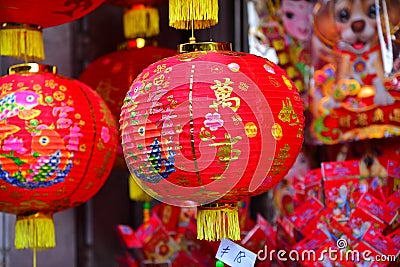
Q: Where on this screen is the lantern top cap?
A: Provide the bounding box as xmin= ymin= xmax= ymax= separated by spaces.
xmin=8 ymin=63 xmax=57 ymax=75
xmin=1 ymin=23 xmax=42 ymax=31
xmin=178 ymin=42 xmax=232 ymax=53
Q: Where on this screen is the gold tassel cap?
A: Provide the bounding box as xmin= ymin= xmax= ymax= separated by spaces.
xmin=169 ymin=0 xmax=219 ymax=30
xmin=178 ymin=41 xmax=232 ymax=53
xmin=15 ymin=212 xmax=56 ymax=250
xmin=197 ymin=203 xmax=240 ymax=241
xmin=123 ymin=5 xmax=160 ymax=39
xmin=8 ymin=63 xmax=57 ymax=75
xmin=0 ymin=23 xmax=45 ymax=61
xmin=128 ymin=174 xmax=153 ymax=202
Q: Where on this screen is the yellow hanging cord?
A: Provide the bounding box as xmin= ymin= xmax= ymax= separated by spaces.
xmin=189 ymin=19 xmax=196 ymax=43
xmin=33 ymin=248 xmax=37 ymax=267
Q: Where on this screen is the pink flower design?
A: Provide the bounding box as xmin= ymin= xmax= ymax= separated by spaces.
xmin=3 ymin=135 xmax=27 ymax=154
xmin=204 ymin=112 xmax=224 ymax=131
xmin=101 ymin=126 xmax=111 ymax=143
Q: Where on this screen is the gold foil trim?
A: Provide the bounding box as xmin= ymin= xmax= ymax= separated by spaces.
xmin=200 ymin=202 xmax=238 ymax=209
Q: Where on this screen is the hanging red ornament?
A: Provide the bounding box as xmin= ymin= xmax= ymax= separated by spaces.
xmin=80 ymin=0 xmax=175 ymax=160
xmin=0 ymin=0 xmax=105 ymax=61
xmin=120 ymin=42 xmax=305 ymax=241
xmin=79 ymin=40 xmax=175 ymax=160
xmin=80 ymin=0 xmax=175 ymax=203
xmin=0 ymin=63 xmax=118 ymax=250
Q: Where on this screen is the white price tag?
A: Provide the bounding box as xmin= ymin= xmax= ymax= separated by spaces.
xmin=216 ymin=238 xmax=257 ymax=267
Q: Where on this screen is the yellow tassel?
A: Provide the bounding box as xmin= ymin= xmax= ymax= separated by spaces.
xmin=169 ymin=0 xmax=219 ymax=30
xmin=197 ymin=203 xmax=240 ymax=241
xmin=15 ymin=212 xmax=55 ymax=250
xmin=0 ymin=24 xmax=45 ymax=61
xmin=123 ymin=6 xmax=159 ymax=39
xmin=129 ymin=174 xmax=153 ymax=202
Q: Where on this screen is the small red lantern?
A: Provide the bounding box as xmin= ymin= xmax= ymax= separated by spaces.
xmin=0 ymin=0 xmax=105 ymax=61
xmin=79 ymin=40 xmax=175 ymax=160
xmin=81 ymin=0 xmax=176 ymax=204
xmin=120 ymin=42 xmax=305 ymax=241
xmin=0 ymin=63 xmax=118 ymax=250
xmin=80 ymin=0 xmax=176 ymax=163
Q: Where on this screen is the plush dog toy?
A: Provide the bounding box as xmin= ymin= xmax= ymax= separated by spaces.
xmin=313 ymin=0 xmax=400 ymax=109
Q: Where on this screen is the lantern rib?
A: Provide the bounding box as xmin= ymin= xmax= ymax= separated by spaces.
xmin=188 ymin=64 xmax=202 ymax=186
xmin=66 ymin=84 xmax=98 ymax=196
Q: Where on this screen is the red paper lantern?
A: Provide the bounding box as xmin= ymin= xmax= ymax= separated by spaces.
xmin=79 ymin=40 xmax=175 ymax=160
xmin=0 ymin=0 xmax=105 ymax=60
xmin=120 ymin=42 xmax=305 ymax=241
xmin=81 ymin=1 xmax=175 ymax=204
xmin=0 ymin=63 xmax=118 ymax=250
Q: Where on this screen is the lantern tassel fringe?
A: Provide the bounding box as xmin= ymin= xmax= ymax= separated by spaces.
xmin=15 ymin=213 xmax=55 ymax=250
xmin=129 ymin=175 xmax=152 ymax=202
xmin=124 ymin=6 xmax=159 ymax=39
xmin=197 ymin=203 xmax=240 ymax=241
xmin=0 ymin=27 xmax=45 ymax=61
xmin=169 ymin=0 xmax=218 ymax=30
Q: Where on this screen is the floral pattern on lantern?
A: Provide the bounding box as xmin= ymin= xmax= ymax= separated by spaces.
xmin=0 ymin=63 xmax=117 ymax=249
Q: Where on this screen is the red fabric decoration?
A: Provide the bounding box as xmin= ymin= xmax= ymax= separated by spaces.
xmin=79 ymin=42 xmax=176 ymax=159
xmin=0 ymin=63 xmax=118 ymax=249
xmin=120 ymin=48 xmax=304 ymax=240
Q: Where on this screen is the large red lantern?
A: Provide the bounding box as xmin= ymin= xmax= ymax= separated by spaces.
xmin=0 ymin=63 xmax=118 ymax=250
xmin=120 ymin=42 xmax=305 ymax=241
xmin=0 ymin=0 xmax=105 ymax=61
